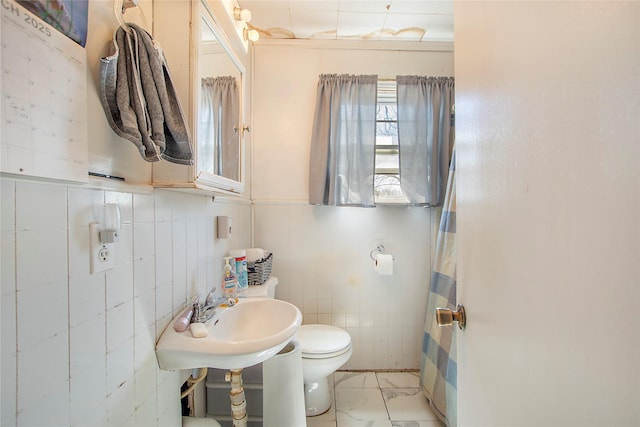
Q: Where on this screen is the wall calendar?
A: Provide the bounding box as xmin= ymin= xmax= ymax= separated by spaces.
xmin=1 ymin=0 xmax=89 ymax=183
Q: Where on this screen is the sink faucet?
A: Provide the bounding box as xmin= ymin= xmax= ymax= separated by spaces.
xmin=191 ymin=288 xmax=236 ymax=323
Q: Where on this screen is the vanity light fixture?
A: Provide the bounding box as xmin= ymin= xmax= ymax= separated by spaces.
xmin=243 ymin=28 xmax=260 ymax=42
xmin=234 ymin=7 xmax=252 ymax=22
xmin=89 ymin=203 xmax=121 ymax=273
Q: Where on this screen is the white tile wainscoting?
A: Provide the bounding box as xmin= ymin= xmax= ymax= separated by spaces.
xmin=0 ymin=178 xmax=251 ymax=426
xmin=1 ymin=178 xmax=439 ymax=426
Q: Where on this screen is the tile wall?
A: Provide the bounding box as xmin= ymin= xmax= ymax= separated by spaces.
xmin=254 ymin=202 xmax=436 ymax=370
xmin=0 ymin=178 xmax=251 ymax=427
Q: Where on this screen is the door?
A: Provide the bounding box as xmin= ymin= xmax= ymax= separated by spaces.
xmin=454 ymin=2 xmax=639 ymax=426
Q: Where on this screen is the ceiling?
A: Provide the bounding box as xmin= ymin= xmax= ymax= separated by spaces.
xmin=236 ymin=0 xmax=454 ymax=42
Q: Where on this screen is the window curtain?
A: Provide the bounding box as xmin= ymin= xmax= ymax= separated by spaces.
xmin=397 ymin=76 xmax=454 ymax=206
xmin=309 ymin=74 xmax=378 ymax=207
xmin=199 ymin=76 xmax=239 ymax=181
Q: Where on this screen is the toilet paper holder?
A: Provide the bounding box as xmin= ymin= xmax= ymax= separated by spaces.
xmin=370 ymin=245 xmax=393 ymax=260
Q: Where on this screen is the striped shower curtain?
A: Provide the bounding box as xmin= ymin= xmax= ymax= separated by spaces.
xmin=420 ymin=147 xmax=457 ymax=427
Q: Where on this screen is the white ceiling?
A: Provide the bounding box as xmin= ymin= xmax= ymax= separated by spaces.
xmin=237 ymin=0 xmax=454 ymax=42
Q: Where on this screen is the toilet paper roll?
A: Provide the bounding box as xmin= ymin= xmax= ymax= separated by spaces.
xmin=374 ymin=253 xmax=394 ymax=275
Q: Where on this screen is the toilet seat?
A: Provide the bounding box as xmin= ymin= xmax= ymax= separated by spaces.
xmin=298 ymin=324 xmax=352 ymax=359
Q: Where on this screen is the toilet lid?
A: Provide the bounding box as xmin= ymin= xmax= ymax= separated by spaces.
xmin=298 ymin=324 xmax=351 ymax=356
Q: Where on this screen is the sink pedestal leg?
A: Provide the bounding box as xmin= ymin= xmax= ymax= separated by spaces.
xmin=226 ymin=369 xmax=247 ymax=426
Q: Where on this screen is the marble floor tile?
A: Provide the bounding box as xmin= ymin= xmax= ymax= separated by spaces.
xmin=336 ymin=410 xmax=393 ymax=427
xmin=381 ymin=388 xmax=438 ymax=421
xmin=307 ymin=404 xmax=336 ymax=422
xmin=391 ymin=422 xmax=444 ymax=427
xmin=307 ymin=397 xmax=337 ymax=426
xmin=376 ymin=372 xmax=420 ymax=389
xmin=304 ymin=371 xmax=445 ymax=427
xmin=335 ymin=388 xmax=389 ymax=421
xmin=307 ymin=419 xmax=338 ymax=427
xmin=335 ymin=371 xmax=380 ymax=389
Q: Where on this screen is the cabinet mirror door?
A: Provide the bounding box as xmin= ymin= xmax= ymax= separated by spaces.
xmin=195 ymin=3 xmax=245 ymax=193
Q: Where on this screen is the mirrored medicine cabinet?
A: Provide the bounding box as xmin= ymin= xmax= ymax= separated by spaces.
xmin=152 ymin=0 xmax=246 ymax=195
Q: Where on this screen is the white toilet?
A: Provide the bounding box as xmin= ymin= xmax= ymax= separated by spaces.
xmin=247 ymin=276 xmax=353 ymax=416
xmin=297 ymin=324 xmax=352 ymax=416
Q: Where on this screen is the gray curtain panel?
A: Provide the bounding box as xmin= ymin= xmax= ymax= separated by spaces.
xmin=397 ymin=76 xmax=454 ymax=206
xmin=199 ymin=76 xmax=239 ymax=181
xmin=309 ymin=74 xmax=378 ymax=207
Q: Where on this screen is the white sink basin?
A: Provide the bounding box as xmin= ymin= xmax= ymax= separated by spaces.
xmin=156 ymin=298 xmax=302 ymax=370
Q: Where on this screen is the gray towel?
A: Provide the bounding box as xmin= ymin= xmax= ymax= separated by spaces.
xmin=99 ymin=23 xmax=193 ymax=165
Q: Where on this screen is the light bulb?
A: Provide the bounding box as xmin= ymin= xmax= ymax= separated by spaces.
xmin=234 ymin=8 xmax=252 ymax=22
xmin=243 ymin=28 xmax=260 ymax=42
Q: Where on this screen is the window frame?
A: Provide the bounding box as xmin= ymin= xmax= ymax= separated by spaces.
xmin=374 ymin=80 xmax=408 ymax=205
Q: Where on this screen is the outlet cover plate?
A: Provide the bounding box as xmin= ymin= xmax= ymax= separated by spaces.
xmin=89 ymin=222 xmax=115 ymax=273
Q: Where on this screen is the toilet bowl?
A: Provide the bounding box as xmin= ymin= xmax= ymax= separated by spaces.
xmin=246 ymin=276 xmax=352 ymax=416
xmin=298 ymin=324 xmax=352 ymax=416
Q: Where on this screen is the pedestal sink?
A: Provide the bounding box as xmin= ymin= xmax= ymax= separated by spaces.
xmin=156 ymin=297 xmax=302 ymax=370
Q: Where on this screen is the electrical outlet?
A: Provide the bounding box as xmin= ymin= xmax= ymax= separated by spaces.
xmin=90 ymin=222 xmax=115 ymax=273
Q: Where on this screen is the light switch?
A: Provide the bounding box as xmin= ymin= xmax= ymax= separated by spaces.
xmin=217 ymin=216 xmax=232 ymax=239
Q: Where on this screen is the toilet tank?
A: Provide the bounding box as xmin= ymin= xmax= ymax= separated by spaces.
xmin=244 ymin=276 xmax=278 ymax=299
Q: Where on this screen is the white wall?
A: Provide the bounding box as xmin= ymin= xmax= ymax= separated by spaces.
xmin=0 ymin=0 xmax=252 ymax=426
xmin=85 ymin=0 xmax=154 ymax=184
xmin=1 ymin=179 xmax=251 ymax=426
xmin=252 ymin=41 xmax=454 ymax=202
xmin=251 ymin=41 xmax=454 ymax=369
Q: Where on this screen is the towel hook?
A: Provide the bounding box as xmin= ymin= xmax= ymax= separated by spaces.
xmin=369 ymin=245 xmax=385 ymax=261
xmin=115 ymin=0 xmax=134 ymax=33
xmin=121 ymin=0 xmax=138 ymax=13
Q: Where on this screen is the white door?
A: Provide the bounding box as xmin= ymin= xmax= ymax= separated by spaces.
xmin=454 ymin=2 xmax=639 ymax=426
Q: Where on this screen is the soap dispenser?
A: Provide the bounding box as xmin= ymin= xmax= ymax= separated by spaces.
xmin=222 ymin=257 xmax=237 ymax=300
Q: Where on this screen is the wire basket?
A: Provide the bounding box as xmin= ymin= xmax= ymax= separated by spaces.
xmin=247 ymin=252 xmax=273 ymax=285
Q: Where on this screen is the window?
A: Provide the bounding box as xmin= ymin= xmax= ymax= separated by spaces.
xmin=374 ymin=80 xmax=408 ymax=203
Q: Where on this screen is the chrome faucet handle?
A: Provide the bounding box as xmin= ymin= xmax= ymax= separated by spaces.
xmin=192 ymin=302 xmax=201 ymax=320
xmin=205 ymin=288 xmax=217 ymax=306
xmin=191 ymin=289 xmax=228 ymax=324
xmin=191 ymin=293 xmax=204 ymax=319
xmin=191 ymin=293 xmax=201 ymax=307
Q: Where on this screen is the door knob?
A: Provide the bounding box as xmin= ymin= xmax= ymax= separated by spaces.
xmin=436 ymin=304 xmax=466 ymax=330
